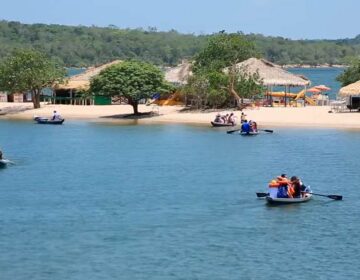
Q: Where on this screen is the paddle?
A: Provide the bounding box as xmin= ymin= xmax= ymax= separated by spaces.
xmin=256 ymin=192 xmax=268 ymax=198
xmin=227 ymin=128 xmax=274 ymax=134
xmin=259 ymin=129 xmax=274 ymax=133
xmin=303 ymin=192 xmax=342 ymax=200
xmin=226 ymin=128 xmax=241 ymax=134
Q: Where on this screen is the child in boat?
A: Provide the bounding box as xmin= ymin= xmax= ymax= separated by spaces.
xmin=251 ymin=121 xmax=258 ymax=132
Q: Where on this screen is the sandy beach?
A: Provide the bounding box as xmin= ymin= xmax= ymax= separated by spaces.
xmin=1 ymin=102 xmax=360 ymax=129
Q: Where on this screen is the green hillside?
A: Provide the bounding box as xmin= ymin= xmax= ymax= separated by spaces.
xmin=1 ymin=20 xmax=359 ymax=67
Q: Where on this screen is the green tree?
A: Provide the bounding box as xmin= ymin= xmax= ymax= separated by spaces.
xmin=337 ymin=58 xmax=360 ymax=86
xmin=193 ymin=32 xmax=258 ymax=73
xmin=90 ymin=60 xmax=171 ymax=115
xmin=190 ymin=33 xmax=262 ymax=107
xmin=0 ymin=49 xmax=66 ymax=108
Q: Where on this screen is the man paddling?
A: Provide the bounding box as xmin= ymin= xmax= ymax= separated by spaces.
xmin=241 ymin=120 xmax=251 ymax=134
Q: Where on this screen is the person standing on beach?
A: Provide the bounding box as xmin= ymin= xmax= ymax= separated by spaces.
xmin=241 ymin=112 xmax=247 ymax=123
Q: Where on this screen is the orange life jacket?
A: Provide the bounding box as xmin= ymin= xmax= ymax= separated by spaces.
xmin=269 ymin=180 xmax=280 ymax=188
xmin=287 ymin=184 xmax=295 ymax=198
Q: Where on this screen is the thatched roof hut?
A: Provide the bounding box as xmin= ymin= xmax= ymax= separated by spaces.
xmin=56 ymin=60 xmax=122 ymax=90
xmin=339 ymin=80 xmax=360 ymax=97
xmin=235 ymin=58 xmax=310 ymax=87
xmin=164 ymin=61 xmax=192 ymax=85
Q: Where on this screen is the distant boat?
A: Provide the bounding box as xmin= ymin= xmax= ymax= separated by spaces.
xmin=34 ymin=116 xmax=64 ymax=125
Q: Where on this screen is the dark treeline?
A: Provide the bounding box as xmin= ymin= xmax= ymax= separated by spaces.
xmin=1 ymin=20 xmax=360 ymax=67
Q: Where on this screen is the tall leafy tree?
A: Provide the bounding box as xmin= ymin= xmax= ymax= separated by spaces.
xmin=190 ymin=33 xmax=262 ymax=107
xmin=337 ymin=58 xmax=360 ymax=86
xmin=0 ymin=49 xmax=66 ymax=108
xmin=90 ymin=60 xmax=172 ymax=115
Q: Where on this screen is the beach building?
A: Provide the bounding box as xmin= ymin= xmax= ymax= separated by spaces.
xmin=53 ymin=60 xmax=122 ymax=105
xmin=339 ymin=80 xmax=360 ymax=110
xmin=152 ymin=61 xmax=192 ymax=106
xmin=234 ymin=58 xmax=311 ymax=107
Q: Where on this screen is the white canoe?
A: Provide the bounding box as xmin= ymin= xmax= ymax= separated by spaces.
xmin=266 ymin=193 xmax=312 ymax=205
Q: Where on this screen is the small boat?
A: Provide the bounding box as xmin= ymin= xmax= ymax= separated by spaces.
xmin=211 ymin=121 xmax=235 ymax=127
xmin=266 ymin=193 xmax=312 ymax=205
xmin=240 ymin=131 xmax=258 ymax=136
xmin=0 ymin=159 xmax=9 ymax=168
xmin=34 ymin=117 xmax=64 ymax=125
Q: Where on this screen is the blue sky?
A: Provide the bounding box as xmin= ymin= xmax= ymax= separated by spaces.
xmin=0 ymin=0 xmax=358 ymax=39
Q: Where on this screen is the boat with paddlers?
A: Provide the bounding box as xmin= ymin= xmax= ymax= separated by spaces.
xmin=34 ymin=116 xmax=65 ymax=125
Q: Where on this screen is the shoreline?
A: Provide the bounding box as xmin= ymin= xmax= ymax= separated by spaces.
xmin=1 ymin=103 xmax=360 ymax=130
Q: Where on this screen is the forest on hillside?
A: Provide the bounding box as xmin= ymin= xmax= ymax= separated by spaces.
xmin=1 ymin=20 xmax=360 ymax=67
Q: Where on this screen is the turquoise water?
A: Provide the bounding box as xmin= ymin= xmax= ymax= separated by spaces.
xmin=1 ymin=121 xmax=360 ymax=279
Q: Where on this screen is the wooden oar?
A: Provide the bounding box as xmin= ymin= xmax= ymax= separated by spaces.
xmin=228 ymin=129 xmax=274 ymax=134
xmin=256 ymin=192 xmax=268 ymax=198
xmin=304 ymin=192 xmax=342 ymax=200
xmin=227 ymin=128 xmax=241 ymax=134
xmin=258 ymin=129 xmax=274 ymax=133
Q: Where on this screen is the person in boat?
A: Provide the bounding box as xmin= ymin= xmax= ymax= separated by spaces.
xmin=290 ymin=176 xmax=302 ymax=198
xmin=241 ymin=120 xmax=251 ymax=134
xmin=228 ymin=113 xmax=236 ymax=125
xmin=0 ymin=149 xmax=3 ymax=160
xmin=276 ymin=174 xmax=289 ymax=198
xmin=214 ymin=113 xmax=223 ymax=123
xmin=240 ymin=112 xmax=247 ymax=123
xmin=251 ymin=121 xmax=258 ymax=132
xmin=52 ymin=110 xmax=62 ymax=121
xmin=268 ymin=179 xmax=279 ymax=198
xmin=222 ymin=114 xmax=229 ymax=124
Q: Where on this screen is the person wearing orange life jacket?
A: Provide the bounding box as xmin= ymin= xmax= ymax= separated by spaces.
xmin=277 ymin=174 xmax=289 ymax=198
xmin=268 ymin=179 xmax=280 ymax=198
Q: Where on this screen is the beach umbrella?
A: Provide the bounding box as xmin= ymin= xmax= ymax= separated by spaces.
xmin=314 ymin=85 xmax=331 ymax=91
xmin=307 ymin=87 xmax=321 ymax=93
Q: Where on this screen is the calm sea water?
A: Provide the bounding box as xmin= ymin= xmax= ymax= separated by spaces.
xmin=1 ymin=120 xmax=359 ymax=279
xmin=288 ymin=67 xmax=344 ymax=100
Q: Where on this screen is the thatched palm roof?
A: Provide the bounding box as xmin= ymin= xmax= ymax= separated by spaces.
xmin=235 ymin=58 xmax=310 ymax=87
xmin=164 ymin=61 xmax=192 ymax=85
xmin=339 ymin=80 xmax=360 ymax=97
xmin=56 ymin=60 xmax=122 ymax=90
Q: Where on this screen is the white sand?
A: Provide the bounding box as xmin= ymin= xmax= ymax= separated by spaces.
xmin=1 ymin=102 xmax=360 ymax=129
